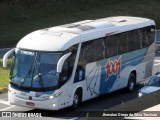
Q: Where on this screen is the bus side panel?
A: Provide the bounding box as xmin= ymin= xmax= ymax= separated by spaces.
xmin=141 ymin=43 xmax=155 ymax=79
xmin=85 ymin=62 xmax=102 ymax=99
xmin=83 ymin=48 xmax=151 ymax=100
xmin=100 ymin=48 xmax=148 ymax=95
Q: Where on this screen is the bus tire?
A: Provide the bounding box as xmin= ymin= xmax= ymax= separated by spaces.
xmin=72 ymin=89 xmax=82 ymax=109
xmin=127 ymin=72 xmax=136 ymax=92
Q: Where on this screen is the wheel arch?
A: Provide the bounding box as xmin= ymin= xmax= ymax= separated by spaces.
xmin=130 ymin=70 xmax=137 ymax=83
xmin=126 ymin=69 xmax=137 ymax=92
xmin=72 ymin=85 xmax=83 ymax=102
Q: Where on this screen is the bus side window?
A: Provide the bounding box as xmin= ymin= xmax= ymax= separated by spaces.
xmin=145 ymin=26 xmax=155 ymax=46
xmin=92 ymin=38 xmax=105 ymax=61
xmin=80 ymin=38 xmax=105 ymax=64
xmin=150 ymin=26 xmax=156 ymax=45
xmin=83 ymin=42 xmax=93 ymax=63
xmin=140 ymin=28 xmax=149 ymax=48
xmin=128 ymin=30 xmax=141 ymax=52
xmin=74 ymin=65 xmax=85 ymax=83
xmin=118 ymin=33 xmax=127 ymax=54
xmin=104 ymin=35 xmax=118 ymax=58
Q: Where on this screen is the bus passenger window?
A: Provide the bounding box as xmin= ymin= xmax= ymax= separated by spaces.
xmin=74 ymin=66 xmax=85 ymax=83
xmin=140 ymin=28 xmax=149 ymax=48
xmin=145 ymin=26 xmax=155 ymax=46
xmin=118 ymin=33 xmax=127 ymax=54
xmin=128 ymin=30 xmax=141 ymax=52
xmin=92 ymin=38 xmax=105 ymax=61
xmin=104 ymin=35 xmax=118 ymax=58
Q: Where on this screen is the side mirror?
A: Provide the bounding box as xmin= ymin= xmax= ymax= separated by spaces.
xmin=57 ymin=52 xmax=71 ymax=73
xmin=3 ymin=48 xmax=15 ymax=67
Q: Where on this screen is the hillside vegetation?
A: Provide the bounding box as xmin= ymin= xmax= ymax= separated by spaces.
xmin=0 ymin=0 xmax=160 ymax=47
xmin=0 ymin=58 xmax=11 ymax=88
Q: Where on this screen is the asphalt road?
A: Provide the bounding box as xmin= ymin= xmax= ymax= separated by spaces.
xmin=0 ymin=51 xmax=160 ymax=120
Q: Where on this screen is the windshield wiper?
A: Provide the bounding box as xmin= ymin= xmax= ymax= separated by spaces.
xmin=18 ymin=65 xmax=33 ymax=87
xmin=37 ymin=64 xmax=44 ymax=89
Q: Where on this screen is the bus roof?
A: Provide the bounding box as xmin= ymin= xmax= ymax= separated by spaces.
xmin=17 ymin=16 xmax=155 ymax=52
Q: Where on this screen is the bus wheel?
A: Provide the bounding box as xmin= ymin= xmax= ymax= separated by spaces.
xmin=72 ymin=88 xmax=82 ymax=109
xmin=72 ymin=91 xmax=81 ymax=109
xmin=127 ymin=73 xmax=136 ymax=92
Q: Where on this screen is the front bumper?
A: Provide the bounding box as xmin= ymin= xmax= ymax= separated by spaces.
xmin=8 ymin=93 xmax=59 ymax=110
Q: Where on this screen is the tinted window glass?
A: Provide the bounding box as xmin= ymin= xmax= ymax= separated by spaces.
xmin=104 ymin=35 xmax=118 ymax=57
xmin=79 ymin=38 xmax=105 ymax=64
xmin=139 ymin=26 xmax=155 ymax=48
xmin=92 ymin=38 xmax=105 ymax=61
xmin=81 ymin=41 xmax=93 ymax=63
xmin=118 ymin=33 xmax=127 ymax=54
xmin=78 ymin=25 xmax=155 ymax=67
xmin=146 ymin=26 xmax=155 ymax=46
xmin=139 ymin=28 xmax=146 ymax=48
xmin=128 ymin=30 xmax=141 ymax=51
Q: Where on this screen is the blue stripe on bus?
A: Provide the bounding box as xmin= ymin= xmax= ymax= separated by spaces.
xmin=10 ymin=85 xmax=54 ymax=95
xmin=44 ymin=91 xmax=54 ymax=95
xmin=10 ymin=85 xmax=30 ymax=93
xmin=98 ymin=48 xmax=148 ymax=95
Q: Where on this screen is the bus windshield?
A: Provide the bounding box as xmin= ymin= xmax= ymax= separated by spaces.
xmin=10 ymin=49 xmax=62 ymax=91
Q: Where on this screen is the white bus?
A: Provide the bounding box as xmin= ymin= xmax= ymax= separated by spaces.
xmin=3 ymin=16 xmax=155 ymax=110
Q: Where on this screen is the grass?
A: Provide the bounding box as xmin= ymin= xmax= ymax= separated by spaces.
xmin=0 ymin=58 xmax=11 ymax=88
xmin=0 ymin=0 xmax=160 ymax=47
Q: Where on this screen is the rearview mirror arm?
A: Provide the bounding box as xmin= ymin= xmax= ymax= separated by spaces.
xmin=3 ymin=48 xmax=15 ymax=67
xmin=57 ymin=52 xmax=71 ymax=73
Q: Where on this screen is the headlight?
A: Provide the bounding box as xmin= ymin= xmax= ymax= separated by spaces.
xmin=138 ymin=92 xmax=143 ymax=97
xmin=52 ymin=103 xmax=56 ymax=107
xmin=44 ymin=91 xmax=63 ymax=99
xmin=8 ymin=90 xmax=16 ymax=95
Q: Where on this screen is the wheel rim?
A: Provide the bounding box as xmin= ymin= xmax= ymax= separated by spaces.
xmin=73 ymin=94 xmax=79 ymax=107
xmin=129 ymin=75 xmax=135 ymax=91
xmin=129 ymin=81 xmax=134 ymax=91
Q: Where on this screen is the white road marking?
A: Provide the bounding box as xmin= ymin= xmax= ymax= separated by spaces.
xmin=0 ymin=99 xmax=10 ymax=105
xmin=154 ymin=59 xmax=160 ymax=66
xmin=71 ymin=118 xmax=78 ymax=120
xmin=154 ymin=59 xmax=160 ymax=62
xmin=0 ymin=106 xmax=15 ymax=111
xmin=154 ymin=63 xmax=160 ymax=66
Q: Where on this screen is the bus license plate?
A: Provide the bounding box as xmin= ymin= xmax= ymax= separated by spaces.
xmin=26 ymin=102 xmax=34 ymax=106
